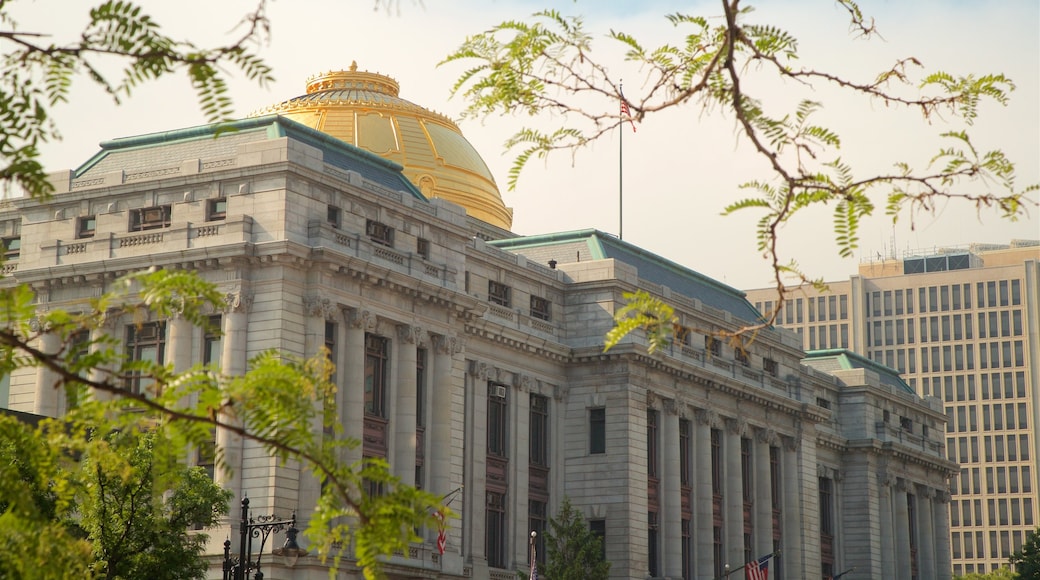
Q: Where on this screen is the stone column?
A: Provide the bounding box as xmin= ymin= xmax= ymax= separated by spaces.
xmin=393 ymin=325 xmax=419 ymax=481
xmin=694 ymin=410 xmax=715 ymax=580
xmin=933 ymin=490 xmax=952 ymax=579
xmin=754 ymin=431 xmax=774 ymax=559
xmin=216 ymin=291 xmax=249 ymax=501
xmin=342 ymin=308 xmax=369 ymax=467
xmin=661 ymin=401 xmax=682 ymax=578
xmin=33 ymin=315 xmax=60 ymax=417
xmin=894 ymin=479 xmax=911 ymax=580
xmin=918 ymin=486 xmax=936 ymax=580
xmin=512 ymin=375 xmax=531 ymax=567
xmin=430 ymin=334 xmax=457 ymax=499
xmin=878 ymin=474 xmax=896 ymax=580
xmin=168 ymin=314 xmax=193 ymax=375
xmin=724 ymin=418 xmax=745 ymax=570
xmin=781 ymin=436 xmax=803 ymax=579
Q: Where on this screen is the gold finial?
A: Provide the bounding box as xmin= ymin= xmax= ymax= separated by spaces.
xmin=350 ymin=60 xmax=358 ymax=72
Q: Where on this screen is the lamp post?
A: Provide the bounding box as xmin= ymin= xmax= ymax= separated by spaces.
xmin=222 ymin=497 xmax=307 ymax=580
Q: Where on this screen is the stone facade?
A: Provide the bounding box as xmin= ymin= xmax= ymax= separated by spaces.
xmin=1 ymin=116 xmax=954 ymax=579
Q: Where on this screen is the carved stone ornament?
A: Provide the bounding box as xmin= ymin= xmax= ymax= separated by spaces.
xmin=305 ymin=295 xmax=336 ymax=320
xmin=663 ymin=398 xmax=681 ymax=416
xmin=934 ymin=489 xmax=951 ymax=504
xmin=513 ymin=373 xmax=531 ymax=392
xmin=346 ymin=308 xmax=374 ymax=330
xmin=552 ymin=383 xmax=568 ymax=401
xmin=433 ymin=334 xmax=459 ymax=356
xmin=782 ymin=435 xmax=799 ymax=452
xmin=756 ymin=428 xmax=780 ymax=446
xmin=468 ymin=360 xmax=490 ymax=380
xmin=896 ymin=478 xmax=911 ymax=493
xmin=919 ymin=486 xmax=937 ymax=500
xmin=725 ymin=417 xmax=747 ymax=436
xmin=695 ymin=408 xmax=720 ymax=428
xmin=224 ymin=291 xmax=252 ymax=314
xmin=397 ymin=324 xmax=417 ymax=344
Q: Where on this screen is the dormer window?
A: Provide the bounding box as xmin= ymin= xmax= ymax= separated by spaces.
xmin=77 ymin=216 xmax=96 ymax=238
xmin=2 ymin=237 xmax=20 ymax=260
xmin=207 ymin=198 xmax=227 ymax=221
xmin=366 ymin=219 xmax=393 ymax=247
xmin=129 ymin=205 xmax=171 ymax=231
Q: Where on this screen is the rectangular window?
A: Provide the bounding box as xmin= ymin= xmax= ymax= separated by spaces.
xmin=706 ymin=335 xmax=721 ymax=357
xmin=589 ymin=519 xmax=607 ymax=562
xmin=366 ymin=219 xmax=394 ymax=246
xmin=679 ymin=419 xmax=692 ymax=487
xmin=77 ymin=216 xmax=97 ymax=238
xmin=530 ymin=394 xmax=549 ymax=467
xmin=488 ymin=280 xmax=511 ymax=307
xmin=129 ymin=205 xmax=172 ymax=231
xmin=416 ymin=237 xmax=430 ymax=260
xmin=207 ymin=198 xmax=227 ymax=221
xmin=203 ymin=315 xmax=222 ymax=367
xmin=647 ymin=409 xmax=660 ymax=479
xmin=1011 ymin=279 xmax=1021 ymax=305
xmin=487 ymin=383 xmax=509 ymax=458
xmin=530 ymin=295 xmax=551 ymax=321
xmin=125 ymin=321 xmax=166 ymax=395
xmin=416 ymin=348 xmax=427 ymax=428
xmin=327 ymin=205 xmax=341 ymax=228
xmin=763 ymin=357 xmax=778 ymax=377
xmin=364 ymin=334 xmax=389 ymax=418
xmin=735 ymin=345 xmax=749 ymax=366
xmin=486 ymin=491 xmax=507 ymax=568
xmin=589 ymin=408 xmax=606 ymax=454
xmin=0 ymin=236 xmax=20 ymax=261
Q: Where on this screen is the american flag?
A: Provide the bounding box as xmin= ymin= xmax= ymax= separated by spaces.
xmin=746 ymin=553 xmax=773 ymax=580
xmin=620 ymin=98 xmax=637 ymax=132
xmin=434 ymin=510 xmax=447 ymax=555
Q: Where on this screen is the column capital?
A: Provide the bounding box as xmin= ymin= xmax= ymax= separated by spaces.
xmin=397 ymin=323 xmax=424 ymax=345
xmin=513 ymin=372 xmax=532 ymax=392
xmin=755 ymin=427 xmax=780 ymax=446
xmin=934 ymin=489 xmax=951 ymax=504
xmin=695 ymin=408 xmax=720 ymax=428
xmin=663 ymin=398 xmax=681 ymax=416
xmin=782 ymin=434 xmax=799 ymax=452
xmin=724 ymin=416 xmax=747 ymax=436
xmin=345 ymin=307 xmax=375 ymax=330
xmin=896 ymin=478 xmax=912 ymax=493
xmin=432 ymin=333 xmax=460 ymax=356
xmin=223 ymin=291 xmax=252 ymax=314
xmin=468 ymin=359 xmax=491 ymax=380
xmin=552 ymin=383 xmax=568 ymax=401
xmin=919 ymin=486 xmax=937 ymax=500
xmin=305 ymin=294 xmax=336 ymax=320
xmin=878 ymin=472 xmax=896 ymax=488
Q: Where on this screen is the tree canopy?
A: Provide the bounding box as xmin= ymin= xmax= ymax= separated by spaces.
xmin=443 ymin=0 xmax=1037 ymax=335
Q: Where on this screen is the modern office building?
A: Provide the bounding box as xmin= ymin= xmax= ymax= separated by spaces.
xmin=746 ymin=242 xmax=1040 ymax=576
xmin=1 ymin=66 xmax=955 ymax=579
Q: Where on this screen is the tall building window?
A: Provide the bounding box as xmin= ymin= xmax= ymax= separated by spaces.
xmin=819 ymin=476 xmax=835 ymax=578
xmin=366 ymin=219 xmax=394 ymax=246
xmin=529 ymin=499 xmax=547 ymax=565
xmin=125 ymin=321 xmax=166 ymax=395
xmin=203 ymin=315 xmax=222 ymax=368
xmin=488 ymin=280 xmax=511 ymax=307
xmin=679 ymin=419 xmax=691 ymax=487
xmin=647 ymin=409 xmax=659 ymax=479
xmin=589 ymin=519 xmax=607 ymax=562
xmin=416 ymin=347 xmax=427 ymax=488
xmin=486 ymin=490 xmax=507 ymax=568
xmin=129 ymin=205 xmax=172 ymax=231
xmin=711 ymin=428 xmax=724 ymax=578
xmin=682 ymin=518 xmax=692 ymax=580
xmin=589 ymin=408 xmax=606 ymax=454
xmin=488 ymin=383 xmax=509 ymax=458
xmin=364 ymin=334 xmax=389 ymax=418
xmin=530 ymin=394 xmax=549 ymax=466
xmin=648 ymin=511 xmax=659 ymax=577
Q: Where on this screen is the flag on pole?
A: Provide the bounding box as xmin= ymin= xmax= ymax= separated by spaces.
xmin=530 ymin=558 xmax=538 ymax=580
xmin=620 ymin=97 xmax=637 ymax=133
xmin=434 ymin=510 xmax=447 ymax=555
xmin=746 ymin=552 xmax=774 ymax=580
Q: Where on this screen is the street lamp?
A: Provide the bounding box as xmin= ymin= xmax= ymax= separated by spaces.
xmin=223 ymin=497 xmax=308 ymax=580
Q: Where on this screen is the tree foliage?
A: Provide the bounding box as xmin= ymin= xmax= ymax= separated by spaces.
xmin=0 ymin=0 xmax=274 ymax=199
xmin=443 ymin=0 xmax=1037 ymax=339
xmin=953 ymin=567 xmax=1018 ymax=580
xmin=0 ymin=268 xmax=446 ymax=579
xmin=538 ymin=497 xmax=610 ymax=580
xmin=1010 ymin=527 xmax=1040 ymax=580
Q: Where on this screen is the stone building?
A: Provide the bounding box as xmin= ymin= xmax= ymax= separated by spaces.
xmin=746 ymin=242 xmax=1040 ymax=576
xmin=0 ymin=66 xmax=954 ymax=579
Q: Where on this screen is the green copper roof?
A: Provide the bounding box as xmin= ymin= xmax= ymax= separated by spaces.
xmin=73 ymin=115 xmax=426 ymax=201
xmin=489 ymin=229 xmax=764 ymax=324
xmin=803 ymin=348 xmax=916 ymax=395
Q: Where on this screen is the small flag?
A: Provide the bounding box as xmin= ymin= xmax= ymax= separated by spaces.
xmin=620 ymin=98 xmax=637 ymax=133
xmin=746 ymin=552 xmax=773 ymax=580
xmin=434 ymin=510 xmax=447 ymax=555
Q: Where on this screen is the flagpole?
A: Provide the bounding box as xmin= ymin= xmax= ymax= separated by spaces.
xmin=619 ymin=82 xmax=624 ymax=241
xmin=529 ymin=531 xmax=538 ymax=579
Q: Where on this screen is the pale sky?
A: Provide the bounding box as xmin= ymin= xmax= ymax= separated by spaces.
xmin=8 ymin=0 xmax=1039 ymax=289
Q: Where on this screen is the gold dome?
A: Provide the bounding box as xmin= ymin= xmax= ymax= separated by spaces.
xmin=252 ymin=62 xmax=512 ymax=230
